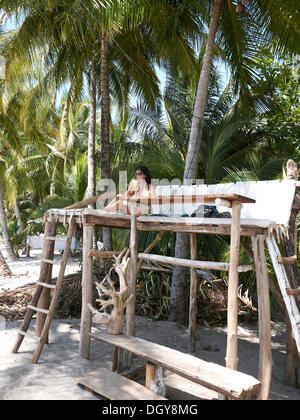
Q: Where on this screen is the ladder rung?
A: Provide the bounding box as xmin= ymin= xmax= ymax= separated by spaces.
xmin=42 ymin=258 xmax=55 ymax=265
xmin=36 ymin=281 xmax=56 ymax=289
xmin=19 ymin=330 xmax=40 ymax=341
xmin=28 ymin=305 xmax=49 ymax=315
xmin=47 ymin=236 xmax=67 ymax=242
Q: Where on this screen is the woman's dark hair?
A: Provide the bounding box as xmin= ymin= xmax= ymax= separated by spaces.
xmin=136 ymin=165 xmax=152 ymax=188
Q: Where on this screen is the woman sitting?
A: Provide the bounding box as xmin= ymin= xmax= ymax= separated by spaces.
xmin=103 ymin=166 xmax=156 ymax=215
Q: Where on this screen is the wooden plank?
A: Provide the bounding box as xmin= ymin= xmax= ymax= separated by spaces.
xmin=76 ymin=368 xmax=167 ymax=400
xmin=89 ymin=333 xmax=261 ymax=400
xmin=43 ymin=213 xmax=267 ymax=237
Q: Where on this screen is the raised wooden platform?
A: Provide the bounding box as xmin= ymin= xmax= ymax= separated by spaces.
xmin=89 ymin=332 xmax=261 ymax=400
xmin=44 ymin=211 xmax=267 ymax=237
xmin=76 ymin=367 xmax=167 ymax=400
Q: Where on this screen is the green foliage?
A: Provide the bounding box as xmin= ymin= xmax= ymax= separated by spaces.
xmin=251 ymin=49 xmax=300 ymax=161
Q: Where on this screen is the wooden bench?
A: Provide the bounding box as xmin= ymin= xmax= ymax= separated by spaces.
xmin=76 ymin=367 xmax=167 ymax=400
xmin=89 ymin=332 xmax=261 ymax=400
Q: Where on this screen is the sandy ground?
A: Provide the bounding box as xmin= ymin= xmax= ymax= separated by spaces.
xmin=0 ymin=246 xmax=300 ymax=400
xmin=0 ymin=246 xmax=82 ymax=293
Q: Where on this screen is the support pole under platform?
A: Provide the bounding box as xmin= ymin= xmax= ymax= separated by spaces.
xmin=80 ymin=224 xmax=94 ymax=359
xmin=225 ymin=202 xmax=242 ymax=371
xmin=252 ymin=234 xmax=272 ymax=400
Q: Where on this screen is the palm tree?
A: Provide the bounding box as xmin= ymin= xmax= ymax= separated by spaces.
xmin=170 ymin=0 xmax=300 ymax=322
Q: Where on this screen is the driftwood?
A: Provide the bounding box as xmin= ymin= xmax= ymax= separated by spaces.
xmin=88 ymin=248 xmax=133 ymax=335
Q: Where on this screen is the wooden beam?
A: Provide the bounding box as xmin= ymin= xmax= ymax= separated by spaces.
xmin=76 ymin=368 xmax=166 ymax=400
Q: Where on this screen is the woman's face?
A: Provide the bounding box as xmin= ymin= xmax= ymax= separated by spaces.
xmin=135 ymin=170 xmax=146 ymax=181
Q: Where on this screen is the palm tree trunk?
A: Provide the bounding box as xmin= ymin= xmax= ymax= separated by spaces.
xmin=0 ymin=249 xmax=13 ymax=277
xmin=88 ymin=59 xmax=97 ymax=249
xmin=101 ymin=31 xmax=112 ymax=251
xmin=87 ymin=59 xmax=96 ymax=201
xmin=13 ymin=200 xmax=25 ymax=232
xmin=169 ymin=0 xmax=224 ymax=323
xmin=0 ymin=181 xmax=18 ymax=262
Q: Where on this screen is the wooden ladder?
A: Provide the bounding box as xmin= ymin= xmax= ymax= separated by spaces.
xmin=11 ymin=218 xmax=76 ymax=363
xmin=266 ymin=235 xmax=300 ymax=354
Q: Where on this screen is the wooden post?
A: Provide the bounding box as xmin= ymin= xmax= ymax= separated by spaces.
xmin=282 ymin=159 xmax=300 ymax=385
xmin=121 ymin=210 xmax=138 ymax=371
xmin=126 ymin=212 xmax=138 ymax=337
xmin=35 ymin=221 xmax=57 ymax=339
xmin=189 ymin=233 xmax=198 ymax=353
xmin=79 ymin=224 xmax=94 ymax=359
xmin=225 ymin=201 xmax=242 ymax=371
xmin=145 ymin=362 xmax=157 ymax=389
xmin=252 ymin=234 xmax=272 ymax=400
